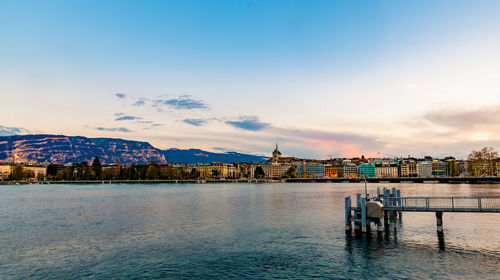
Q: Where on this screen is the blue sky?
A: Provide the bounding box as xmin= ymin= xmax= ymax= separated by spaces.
xmin=1 ymin=0 xmax=500 ymax=159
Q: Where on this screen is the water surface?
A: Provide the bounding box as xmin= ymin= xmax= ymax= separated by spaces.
xmin=1 ymin=183 xmax=499 ymax=279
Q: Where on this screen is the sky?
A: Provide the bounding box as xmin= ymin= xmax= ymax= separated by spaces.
xmin=1 ymin=0 xmax=500 ymax=159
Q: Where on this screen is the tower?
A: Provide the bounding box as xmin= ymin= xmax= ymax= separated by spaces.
xmin=272 ymin=143 xmax=282 ymax=162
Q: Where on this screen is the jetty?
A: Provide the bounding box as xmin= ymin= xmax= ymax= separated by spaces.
xmin=345 ymin=187 xmax=500 ymax=234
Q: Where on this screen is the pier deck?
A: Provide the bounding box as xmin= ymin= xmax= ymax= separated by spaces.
xmin=384 ymin=196 xmax=500 ymax=213
xmin=345 ymin=187 xmax=500 ymax=235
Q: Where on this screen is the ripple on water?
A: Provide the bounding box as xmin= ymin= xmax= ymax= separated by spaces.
xmin=0 ymin=183 xmax=499 ymax=279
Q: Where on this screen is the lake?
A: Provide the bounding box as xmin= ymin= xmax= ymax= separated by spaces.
xmin=0 ymin=183 xmax=499 ymax=279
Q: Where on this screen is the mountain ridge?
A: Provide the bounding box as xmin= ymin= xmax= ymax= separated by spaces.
xmin=0 ymin=134 xmax=267 ymax=164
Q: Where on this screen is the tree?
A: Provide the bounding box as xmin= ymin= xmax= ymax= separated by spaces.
xmin=76 ymin=162 xmax=91 ymax=180
xmin=190 ymin=168 xmax=200 ymax=179
xmin=92 ymin=157 xmax=102 ymax=179
xmin=145 ymin=165 xmax=160 ymax=179
xmin=46 ymin=164 xmax=60 ymax=178
xmin=467 ymin=147 xmax=499 ymax=176
xmin=284 ymin=166 xmax=297 ymax=178
xmin=56 ymin=169 xmax=71 ymax=181
xmin=11 ymin=165 xmax=26 ymax=180
xmin=160 ymin=165 xmax=179 ymax=179
xmin=211 ymin=169 xmax=220 ymax=178
xmin=254 ymin=166 xmax=265 ymax=179
xmin=26 ymin=170 xmax=35 ymax=180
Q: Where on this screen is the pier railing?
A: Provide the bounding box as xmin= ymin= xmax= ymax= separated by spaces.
xmin=384 ymin=196 xmax=500 ymax=212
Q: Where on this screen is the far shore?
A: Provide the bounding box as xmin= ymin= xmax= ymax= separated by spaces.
xmin=2 ymin=177 xmax=500 ymax=185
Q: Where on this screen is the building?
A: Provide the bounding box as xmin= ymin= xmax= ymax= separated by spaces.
xmin=296 ymin=162 xmax=325 ymax=178
xmin=190 ymin=164 xmax=230 ymax=178
xmin=25 ymin=166 xmax=47 ymax=180
xmin=417 ymin=161 xmax=433 ymax=177
xmin=261 ymin=162 xmax=290 ymax=178
xmin=359 ymin=163 xmax=375 ymax=178
xmin=432 ymin=160 xmax=446 ymax=177
xmin=400 ymin=160 xmax=418 ymax=177
xmin=325 ymin=164 xmax=343 ymax=177
xmin=374 ymin=162 xmax=398 ymax=178
xmin=271 ymin=144 xmax=282 ymax=162
xmin=343 ymin=162 xmax=359 ymax=178
xmin=0 ymin=164 xmax=12 ymax=179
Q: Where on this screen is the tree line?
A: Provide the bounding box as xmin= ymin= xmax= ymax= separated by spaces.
xmin=46 ymin=157 xmax=201 ymax=181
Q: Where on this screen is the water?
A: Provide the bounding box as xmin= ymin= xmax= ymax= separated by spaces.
xmin=0 ymin=183 xmax=499 ymax=279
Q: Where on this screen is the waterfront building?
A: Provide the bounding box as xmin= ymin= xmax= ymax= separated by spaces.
xmin=417 ymin=161 xmax=433 ymax=177
xmin=444 ymin=157 xmax=460 ymax=177
xmin=374 ymin=162 xmax=398 ymax=178
xmin=324 ymin=165 xmax=334 ymax=177
xmin=400 ymin=160 xmax=418 ymax=177
xmin=191 ymin=164 xmax=230 ymax=178
xmin=325 ymin=164 xmax=343 ymax=177
xmin=459 ymin=160 xmax=467 ymax=177
xmin=0 ymin=164 xmax=12 ymax=179
xmin=359 ymin=163 xmax=375 ymax=178
xmin=432 ymin=160 xmax=446 ymax=177
xmin=24 ymin=165 xmax=47 ymax=180
xmin=306 ymin=163 xmax=325 ymax=178
xmin=296 ymin=162 xmax=325 ymax=178
xmin=343 ymin=162 xmax=359 ymax=178
xmin=260 ymin=163 xmax=286 ymax=178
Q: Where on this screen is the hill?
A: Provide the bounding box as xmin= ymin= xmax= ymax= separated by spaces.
xmin=0 ymin=134 xmax=267 ymax=164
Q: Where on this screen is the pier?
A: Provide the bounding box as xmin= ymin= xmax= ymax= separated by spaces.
xmin=345 ymin=187 xmax=500 ymax=235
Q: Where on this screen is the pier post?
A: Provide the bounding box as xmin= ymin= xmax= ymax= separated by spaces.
xmin=436 ymin=211 xmax=443 ymax=232
xmin=361 ymin=198 xmax=367 ymax=233
xmin=345 ymin=196 xmax=352 ymax=231
xmin=396 ymin=189 xmax=402 ymax=219
xmin=377 ymin=221 xmax=383 ymax=232
xmin=354 ymin=193 xmax=361 ymax=231
xmin=383 ymin=211 xmax=389 ymax=229
xmin=389 ymin=188 xmax=396 ymax=221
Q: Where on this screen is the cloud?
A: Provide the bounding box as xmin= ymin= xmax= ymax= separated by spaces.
xmin=0 ymin=125 xmax=30 ymax=136
xmin=225 ymin=116 xmax=270 ymax=131
xmin=115 ymin=93 xmax=126 ymax=99
xmin=154 ymin=95 xmax=207 ymax=110
xmin=115 ymin=115 xmax=142 ymax=121
xmin=132 ymin=97 xmax=149 ymax=107
xmin=424 ymin=104 xmax=500 ymax=129
xmin=133 ymin=100 xmax=146 ymax=106
xmin=95 ymin=127 xmax=132 ymax=132
xmin=183 ymin=118 xmax=208 ymax=127
xmin=151 ymin=123 xmax=163 ymax=127
xmin=270 ymin=127 xmax=387 ymax=158
xmin=114 ymin=112 xmax=125 ymax=117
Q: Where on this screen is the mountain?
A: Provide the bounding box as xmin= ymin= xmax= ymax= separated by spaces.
xmin=0 ymin=134 xmax=166 ymax=164
xmin=0 ymin=134 xmax=268 ymax=164
xmin=162 ymin=148 xmax=268 ymax=164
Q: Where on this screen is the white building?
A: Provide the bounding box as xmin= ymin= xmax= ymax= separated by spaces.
xmin=417 ymin=162 xmax=433 ymax=177
xmin=0 ymin=164 xmax=12 ymax=179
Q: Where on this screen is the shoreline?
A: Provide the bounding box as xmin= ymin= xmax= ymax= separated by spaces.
xmin=2 ymin=177 xmax=500 ymax=185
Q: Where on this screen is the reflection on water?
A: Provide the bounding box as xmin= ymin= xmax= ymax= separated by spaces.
xmin=0 ymin=183 xmax=499 ymax=279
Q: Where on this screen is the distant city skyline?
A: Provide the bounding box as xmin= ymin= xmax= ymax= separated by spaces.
xmin=1 ymin=0 xmax=500 ymax=159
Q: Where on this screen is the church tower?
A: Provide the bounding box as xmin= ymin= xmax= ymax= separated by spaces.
xmin=272 ymin=143 xmax=282 ymax=162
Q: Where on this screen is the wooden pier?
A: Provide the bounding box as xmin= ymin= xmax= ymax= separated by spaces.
xmin=345 ymin=187 xmax=500 ymax=234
